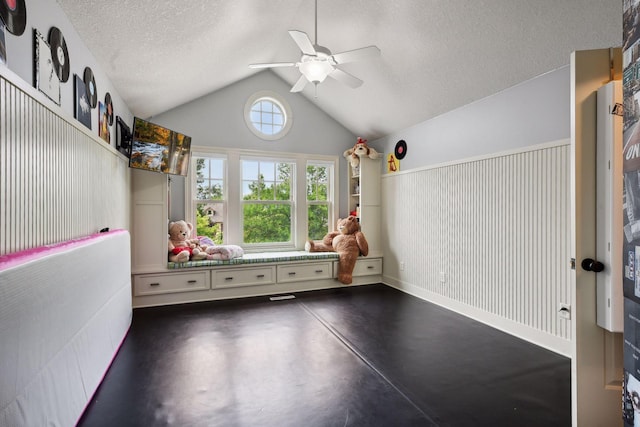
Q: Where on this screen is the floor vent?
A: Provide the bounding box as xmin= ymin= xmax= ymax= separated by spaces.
xmin=269 ymin=295 xmax=296 ymax=301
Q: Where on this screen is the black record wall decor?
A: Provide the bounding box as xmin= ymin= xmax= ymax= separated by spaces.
xmin=48 ymin=27 xmax=69 ymax=82
xmin=394 ymin=139 xmax=407 ymax=160
xmin=83 ymin=66 xmax=97 ymax=108
xmin=0 ymin=0 xmax=26 ymax=36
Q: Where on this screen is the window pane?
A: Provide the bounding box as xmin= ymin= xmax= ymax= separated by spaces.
xmin=243 ymin=203 xmax=291 ymax=243
xmin=308 ymin=204 xmax=329 ymax=240
xmin=273 ymin=114 xmax=284 ymax=126
xmin=243 ymin=161 xmax=259 ymax=180
xmin=306 ymin=165 xmax=329 ymax=201
xmin=196 ymin=157 xmax=225 ymax=200
xmin=196 ymin=202 xmax=224 ymax=244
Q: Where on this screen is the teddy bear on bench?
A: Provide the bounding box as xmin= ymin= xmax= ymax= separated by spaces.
xmin=305 ymin=215 xmax=368 ymax=284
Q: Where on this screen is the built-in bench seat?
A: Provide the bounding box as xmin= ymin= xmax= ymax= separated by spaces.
xmin=167 ymin=250 xmax=339 ymax=269
xmin=134 ymin=250 xmax=381 ymax=308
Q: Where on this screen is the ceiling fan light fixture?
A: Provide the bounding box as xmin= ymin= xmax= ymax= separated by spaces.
xmin=299 ymin=58 xmax=334 ymax=83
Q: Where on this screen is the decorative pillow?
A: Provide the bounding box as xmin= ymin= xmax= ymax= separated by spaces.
xmin=204 ymin=244 xmax=244 ymax=260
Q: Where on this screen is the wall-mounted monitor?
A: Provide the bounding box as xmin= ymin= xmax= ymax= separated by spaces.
xmin=129 ymin=117 xmax=192 ymax=176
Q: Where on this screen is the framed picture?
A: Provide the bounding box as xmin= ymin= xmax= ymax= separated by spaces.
xmin=115 ymin=116 xmax=132 ymax=157
xmin=34 ymin=29 xmax=60 ymax=105
xmin=74 ymin=74 xmax=91 ymax=129
xmin=98 ymin=101 xmax=110 ymax=144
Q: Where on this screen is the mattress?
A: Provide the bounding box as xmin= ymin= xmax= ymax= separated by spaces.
xmin=0 ymin=230 xmax=132 ymax=427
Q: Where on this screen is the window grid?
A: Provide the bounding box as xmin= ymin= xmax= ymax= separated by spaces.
xmin=193 ymin=156 xmax=226 ymax=244
xmin=241 ymin=159 xmax=295 ymax=245
xmin=250 ymin=98 xmax=285 ymax=136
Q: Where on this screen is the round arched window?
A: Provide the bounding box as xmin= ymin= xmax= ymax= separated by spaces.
xmin=244 ymin=91 xmax=292 ymax=140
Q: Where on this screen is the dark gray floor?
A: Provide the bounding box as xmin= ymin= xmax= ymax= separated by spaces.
xmin=78 ymin=284 xmax=570 ymax=427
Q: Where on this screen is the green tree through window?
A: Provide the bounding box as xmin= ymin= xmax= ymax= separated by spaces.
xmin=307 ymin=164 xmax=330 ymax=240
xmin=195 ymin=157 xmax=224 ymax=244
xmin=242 ymin=161 xmax=293 ymax=244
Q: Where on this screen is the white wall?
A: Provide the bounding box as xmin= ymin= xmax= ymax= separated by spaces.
xmin=373 ymin=67 xmax=574 ymax=354
xmin=371 ymin=66 xmax=570 ymax=170
xmin=3 ymin=0 xmax=133 ymax=129
xmin=151 ymin=70 xmax=356 ymax=220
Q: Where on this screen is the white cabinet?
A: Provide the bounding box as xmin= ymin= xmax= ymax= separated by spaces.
xmin=212 ymin=266 xmax=276 ymax=289
xmin=133 ymin=271 xmax=209 ymax=296
xmin=131 ymin=169 xmax=169 ymax=274
xmin=277 ymin=262 xmax=333 ymax=283
xmin=348 ymin=157 xmax=381 ymax=257
xmin=352 ymin=258 xmax=382 ymax=276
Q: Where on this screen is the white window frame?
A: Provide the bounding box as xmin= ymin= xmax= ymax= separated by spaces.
xmin=240 ymin=156 xmax=296 ymax=251
xmin=306 ymin=160 xmax=335 ymax=240
xmin=244 ymin=91 xmax=293 ymax=141
xmin=186 ymin=146 xmax=338 ymax=252
xmin=188 ymin=151 xmax=228 ymax=244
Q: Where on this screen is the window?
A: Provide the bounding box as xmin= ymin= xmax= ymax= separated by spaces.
xmin=307 ymin=162 xmax=332 ymax=240
xmin=241 ymin=159 xmax=294 ymax=245
xmin=244 ymin=91 xmax=292 ymax=140
xmin=193 ymin=156 xmax=226 ymax=244
xmin=187 ymin=148 xmax=337 ymax=252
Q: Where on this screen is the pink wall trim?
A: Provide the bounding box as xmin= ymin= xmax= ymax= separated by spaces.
xmin=0 ymin=229 xmax=128 ymax=272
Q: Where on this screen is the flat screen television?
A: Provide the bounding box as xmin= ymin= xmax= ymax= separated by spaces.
xmin=129 ymin=117 xmax=192 ymax=176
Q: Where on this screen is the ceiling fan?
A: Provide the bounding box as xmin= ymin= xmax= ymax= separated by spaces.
xmin=249 ymin=0 xmax=381 ymax=93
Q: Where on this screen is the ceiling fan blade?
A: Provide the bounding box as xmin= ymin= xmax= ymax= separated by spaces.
xmin=289 ymin=30 xmax=317 ymax=56
xmin=290 ymin=75 xmax=308 ymax=93
xmin=249 ymin=62 xmax=296 ymax=69
xmin=332 ymin=46 xmax=381 ymax=64
xmin=328 ymin=68 xmax=363 ymax=88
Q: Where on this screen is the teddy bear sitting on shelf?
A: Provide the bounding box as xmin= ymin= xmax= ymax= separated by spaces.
xmin=168 ymin=220 xmax=209 ymax=262
xmin=343 ymin=137 xmax=381 ymax=169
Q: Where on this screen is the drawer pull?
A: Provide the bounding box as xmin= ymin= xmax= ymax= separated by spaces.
xmin=187 ymin=280 xmax=197 ymax=284
xmin=315 ymin=270 xmax=323 ymax=273
xmin=367 ymin=266 xmax=375 ymax=269
xmin=288 ymin=272 xmax=296 ymax=276
xmin=149 ymin=282 xmax=160 ymax=287
xmin=225 ymin=277 xmax=234 ymax=281
xmin=257 ymin=274 xmax=265 ymax=278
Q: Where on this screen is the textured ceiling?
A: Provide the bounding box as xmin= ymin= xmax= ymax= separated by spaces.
xmin=56 ymin=0 xmax=622 ymax=140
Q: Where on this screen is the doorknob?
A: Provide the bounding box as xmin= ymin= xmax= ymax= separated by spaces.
xmin=581 ymin=258 xmax=604 ymax=273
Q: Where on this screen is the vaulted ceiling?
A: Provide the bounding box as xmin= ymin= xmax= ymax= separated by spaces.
xmin=57 ymin=0 xmax=622 ymax=140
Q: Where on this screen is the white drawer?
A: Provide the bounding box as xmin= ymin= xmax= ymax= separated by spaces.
xmin=277 ymin=262 xmax=332 ymax=283
xmin=352 ymin=258 xmax=383 ymax=276
xmin=213 ymin=266 xmax=275 ymax=289
xmin=134 ymin=271 xmax=209 ymax=296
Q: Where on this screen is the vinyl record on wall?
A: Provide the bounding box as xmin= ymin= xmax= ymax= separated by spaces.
xmin=105 ymin=92 xmax=113 ymax=125
xmin=394 ymin=139 xmax=407 ymax=160
xmin=84 ymin=66 xmax=97 ymax=108
xmin=48 ymin=27 xmax=70 ymax=82
xmin=0 ymin=0 xmax=26 ymax=36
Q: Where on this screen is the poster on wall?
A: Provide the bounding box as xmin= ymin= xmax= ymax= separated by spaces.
xmin=623 ymin=1 xmax=640 ymax=425
xmin=33 ymin=29 xmax=60 ymax=105
xmin=98 ymin=101 xmax=110 ymax=144
xmin=74 ymin=74 xmax=91 ymax=130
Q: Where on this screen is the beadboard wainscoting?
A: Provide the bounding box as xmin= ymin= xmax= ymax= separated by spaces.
xmin=381 ymin=140 xmax=572 ymax=355
xmin=0 ymin=67 xmax=130 ymax=255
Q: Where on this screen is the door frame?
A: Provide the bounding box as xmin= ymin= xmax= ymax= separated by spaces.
xmin=570 ymin=48 xmax=622 ymax=427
